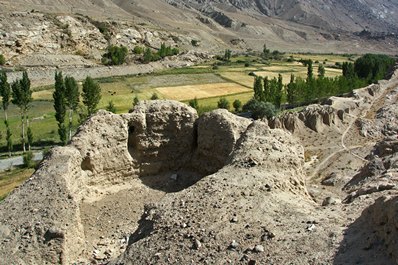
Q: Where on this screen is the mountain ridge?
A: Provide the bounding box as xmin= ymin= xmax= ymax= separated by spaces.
xmin=0 ymin=0 xmax=397 ymax=58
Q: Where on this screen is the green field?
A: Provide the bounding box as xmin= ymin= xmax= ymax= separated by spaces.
xmin=0 ymin=53 xmax=350 ymax=152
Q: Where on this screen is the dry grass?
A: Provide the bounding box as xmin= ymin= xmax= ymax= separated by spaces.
xmin=219 ymin=72 xmax=255 ymax=88
xmin=156 ymin=82 xmax=251 ymax=101
xmin=195 ymin=91 xmax=253 ymax=109
xmin=253 ymin=72 xmax=298 ymax=84
xmin=32 ymin=90 xmax=53 ymax=100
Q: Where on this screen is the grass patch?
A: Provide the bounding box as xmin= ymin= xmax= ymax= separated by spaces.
xmin=184 ymin=91 xmax=254 ymax=111
xmin=0 ymin=168 xmax=35 ymax=201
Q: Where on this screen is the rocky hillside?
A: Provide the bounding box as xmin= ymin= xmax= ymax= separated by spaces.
xmin=166 ymin=0 xmax=398 ymax=34
xmin=0 ymin=68 xmax=398 ymax=264
xmin=0 ymin=0 xmax=397 ymax=68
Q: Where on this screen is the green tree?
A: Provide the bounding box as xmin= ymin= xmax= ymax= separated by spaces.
xmin=253 ymin=76 xmax=263 ymax=101
xmin=274 ymin=74 xmax=283 ymax=109
xmin=106 ymin=100 xmax=117 ymax=113
xmin=53 ymin=71 xmax=67 ymax=145
xmin=82 ymin=76 xmax=101 ymax=116
xmin=318 ymin=64 xmax=325 ymax=78
xmin=159 ymin=43 xmax=167 ymax=58
xmin=11 ymin=71 xmax=32 ymax=152
xmin=150 ymin=93 xmax=159 ymax=100
xmin=0 ymin=70 xmax=12 ymax=156
xmin=143 ymin=48 xmax=153 ymax=63
xmin=286 ymin=74 xmax=297 ymax=106
xmin=5 ymin=126 xmax=12 ymax=156
xmin=101 ymin=45 xmax=128 ymax=65
xmin=307 ymin=60 xmax=314 ymax=81
xmin=217 ymin=97 xmax=230 ymax=110
xmin=233 ymin=99 xmax=242 ymax=112
xmin=263 ymin=77 xmax=270 ymax=102
xmin=64 ymin=76 xmax=79 ymax=141
xmin=171 ymin=47 xmax=179 ymax=56
xmin=342 ymin=62 xmax=355 ymax=79
xmin=27 ymin=126 xmax=33 ymax=150
xmin=262 ymin=43 xmax=270 ymax=59
xmin=189 ymin=97 xmax=199 ymax=109
xmin=0 ymin=54 xmax=5 ymax=65
xmin=354 ymin=54 xmax=395 ymax=83
xmin=268 ymin=77 xmax=278 ymax=106
xmin=0 ymin=71 xmax=11 ymax=121
xmin=242 ymin=99 xmax=276 ymax=120
xmin=224 ymin=49 xmax=232 ymax=61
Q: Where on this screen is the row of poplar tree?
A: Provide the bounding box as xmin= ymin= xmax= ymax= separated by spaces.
xmin=0 ymin=70 xmax=102 ymax=157
xmin=53 ymin=72 xmax=101 ymax=146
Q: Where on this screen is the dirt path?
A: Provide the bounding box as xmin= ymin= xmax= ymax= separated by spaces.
xmin=6 ymin=60 xmax=194 ymax=88
xmin=309 ymin=81 xmax=398 ymax=180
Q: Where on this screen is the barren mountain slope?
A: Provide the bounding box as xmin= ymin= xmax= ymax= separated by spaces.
xmin=1 ymin=0 xmax=397 ymax=59
xmin=165 ymin=0 xmax=398 ymax=33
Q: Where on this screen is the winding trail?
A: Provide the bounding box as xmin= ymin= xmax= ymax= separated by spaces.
xmin=309 ymin=80 xmax=398 ymax=180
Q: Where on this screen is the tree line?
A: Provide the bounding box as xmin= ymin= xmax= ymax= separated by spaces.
xmin=246 ymin=54 xmax=396 ymax=119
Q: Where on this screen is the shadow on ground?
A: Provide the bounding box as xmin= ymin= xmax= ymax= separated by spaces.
xmin=333 ymin=204 xmax=394 ymax=265
xmin=139 ymin=171 xmax=204 ymax=193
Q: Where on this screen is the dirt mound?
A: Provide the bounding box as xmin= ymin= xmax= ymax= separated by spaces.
xmin=0 ymin=100 xmax=279 ymax=264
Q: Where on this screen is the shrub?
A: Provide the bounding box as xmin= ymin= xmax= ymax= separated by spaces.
xmin=23 ymin=151 xmax=35 ymax=168
xmin=191 ymin=39 xmax=200 ymax=47
xmin=133 ymin=96 xmax=139 ymax=106
xmin=242 ymin=99 xmax=276 ymax=120
xmin=188 ymin=97 xmax=199 ymax=109
xmin=233 ymin=99 xmax=242 ymax=112
xmin=143 ymin=48 xmax=153 ymax=63
xmin=150 ymin=93 xmax=159 ymax=100
xmin=133 ymin=46 xmax=144 ymax=55
xmin=217 ymin=97 xmax=230 ymax=110
xmin=101 ymin=45 xmax=128 ymax=65
xmin=0 ymin=54 xmax=5 ymax=65
xmin=106 ymin=100 xmax=116 ymax=113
